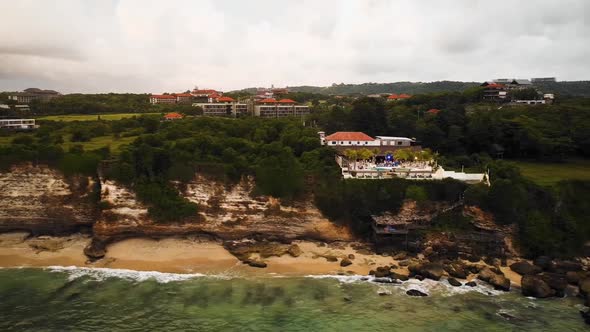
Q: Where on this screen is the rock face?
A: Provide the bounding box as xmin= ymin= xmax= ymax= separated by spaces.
xmin=340 ymin=258 xmax=352 ymax=267
xmin=478 ymin=267 xmax=511 ymax=291
xmin=521 ymin=275 xmax=555 ymax=298
xmin=94 ymin=175 xmax=353 ymax=244
xmin=0 ymin=164 xmax=97 ymax=235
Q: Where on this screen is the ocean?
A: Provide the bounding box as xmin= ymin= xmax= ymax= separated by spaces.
xmin=0 ymin=267 xmax=586 ymax=331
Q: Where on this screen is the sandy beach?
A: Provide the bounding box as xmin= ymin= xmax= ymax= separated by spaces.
xmin=0 ymin=232 xmax=522 ymax=286
xmin=0 ymin=232 xmax=400 ymax=276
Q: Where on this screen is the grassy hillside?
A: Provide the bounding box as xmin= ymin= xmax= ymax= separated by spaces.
xmin=510 ymin=159 xmax=590 ymax=186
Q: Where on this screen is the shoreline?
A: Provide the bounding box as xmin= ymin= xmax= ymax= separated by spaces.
xmin=0 ymin=232 xmax=522 ymax=286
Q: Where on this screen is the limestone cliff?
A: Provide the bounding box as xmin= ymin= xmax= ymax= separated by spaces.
xmin=93 ymin=175 xmax=353 ymax=244
xmin=0 ymin=164 xmax=97 ymax=234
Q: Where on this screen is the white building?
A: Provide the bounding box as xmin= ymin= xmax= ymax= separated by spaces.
xmin=150 ymin=94 xmax=177 ymax=104
xmin=319 ymin=131 xmax=415 ymax=147
xmin=193 ymin=96 xmax=248 ymax=117
xmin=0 ymin=119 xmax=37 ymax=129
xmin=254 ymin=99 xmax=310 ymax=118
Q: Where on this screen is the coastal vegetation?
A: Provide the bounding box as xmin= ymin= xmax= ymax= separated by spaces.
xmin=1 ymin=91 xmax=590 ymax=256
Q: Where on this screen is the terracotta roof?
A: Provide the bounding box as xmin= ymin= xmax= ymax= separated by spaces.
xmin=164 ymin=112 xmax=183 ymax=119
xmin=151 ymin=94 xmax=176 ymax=99
xmin=387 ymin=94 xmax=399 ymax=99
xmin=209 ymin=93 xmax=221 ymax=98
xmin=192 ymin=89 xmax=218 ymax=94
xmin=174 ymin=93 xmax=192 ymax=97
xmin=259 ymin=98 xmax=278 ymax=103
xmin=218 ymin=96 xmax=235 ymax=102
xmin=325 ymin=132 xmax=375 ymax=141
xmin=426 ymin=108 xmax=441 ymax=115
xmin=484 ymin=83 xmax=504 ymax=89
xmin=398 ymin=94 xmax=411 ymax=99
xmin=278 ymin=98 xmax=296 ymax=103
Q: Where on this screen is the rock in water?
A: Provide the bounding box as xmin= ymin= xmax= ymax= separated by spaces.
xmin=411 ymin=263 xmax=444 ymax=281
xmin=340 ymin=258 xmax=352 ymax=267
xmin=406 ymin=289 xmax=428 ymax=297
xmin=287 ymin=244 xmax=302 ymax=257
xmin=448 ymin=278 xmax=462 ymax=287
xmin=478 ymin=267 xmax=511 ymax=291
xmin=510 ymin=261 xmax=542 ymax=276
xmin=521 ymin=275 xmax=555 ymax=298
xmin=465 ymin=281 xmax=477 ymax=287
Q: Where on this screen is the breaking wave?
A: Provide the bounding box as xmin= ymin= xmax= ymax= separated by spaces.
xmin=46 ymin=266 xmax=210 ymax=283
xmin=305 ymin=274 xmax=505 ymax=296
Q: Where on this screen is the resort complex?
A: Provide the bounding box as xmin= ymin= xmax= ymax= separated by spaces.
xmin=320 ymin=131 xmax=488 ymax=184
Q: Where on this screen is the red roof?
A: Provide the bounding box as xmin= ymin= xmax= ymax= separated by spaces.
xmin=174 ymin=93 xmax=192 ymax=97
xmin=192 ymin=89 xmax=218 ymax=94
xmin=218 ymin=96 xmax=235 ymax=102
xmin=325 ymin=132 xmax=375 ymax=141
xmin=164 ymin=112 xmax=183 ymax=119
xmin=259 ymin=98 xmax=278 ymax=103
xmin=209 ymin=93 xmax=221 ymax=98
xmin=387 ymin=94 xmax=399 ymax=99
xmin=484 ymin=83 xmax=504 ymax=89
xmin=426 ymin=108 xmax=441 ymax=115
xmin=151 ymin=94 xmax=176 ymax=99
xmin=278 ymin=99 xmax=296 ymax=103
xmin=398 ymin=94 xmax=411 ymax=99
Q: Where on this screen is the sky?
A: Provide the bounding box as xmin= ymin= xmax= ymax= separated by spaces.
xmin=1 ymin=0 xmax=589 ymax=93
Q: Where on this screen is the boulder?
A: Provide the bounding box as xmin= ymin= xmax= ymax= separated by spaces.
xmin=566 ymin=271 xmax=581 ymax=285
xmin=416 ymin=263 xmax=445 ymax=281
xmin=533 ymin=256 xmax=553 ymax=270
xmin=414 ymin=275 xmax=425 ymax=281
xmin=510 ymin=261 xmax=542 ymax=276
xmin=521 ymin=275 xmax=555 ymax=298
xmin=551 ymin=260 xmax=583 ymax=273
xmin=324 ymin=255 xmax=338 ymax=262
xmin=406 ymin=289 xmax=428 ymax=297
xmin=540 ymin=273 xmax=568 ymax=296
xmin=340 ymin=258 xmax=352 ymax=267
xmin=287 ymin=244 xmax=302 ymax=257
xmin=373 ymin=277 xmax=398 ymax=284
xmin=579 ymin=278 xmax=590 ymax=296
xmin=580 ymin=311 xmax=590 ymax=325
xmin=391 ymin=271 xmax=409 ymax=281
xmin=465 ymin=281 xmax=477 ymax=287
xmin=393 ymin=252 xmax=408 ymax=260
xmin=444 ymin=262 xmax=468 ymax=279
xmin=245 ymin=259 xmax=267 ymax=268
xmin=478 ymin=267 xmax=511 ymax=291
xmin=374 ymin=266 xmax=391 ymax=278
xmin=83 ymin=240 xmax=106 ymax=260
xmin=347 ymin=254 xmax=355 ymax=260
xmin=448 ymin=278 xmax=462 ymax=287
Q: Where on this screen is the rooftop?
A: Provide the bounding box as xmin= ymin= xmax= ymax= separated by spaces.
xmin=325 ymin=132 xmax=375 ymax=141
xmin=218 ymin=96 xmax=235 ymax=102
xmin=164 ymin=112 xmax=183 ymax=119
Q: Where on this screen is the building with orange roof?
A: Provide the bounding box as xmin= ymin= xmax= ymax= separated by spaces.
xmin=150 ymin=94 xmax=177 ymax=104
xmin=426 ymin=108 xmax=441 ymax=115
xmin=163 ymin=112 xmax=184 ymax=120
xmin=254 ymin=98 xmax=309 ymax=118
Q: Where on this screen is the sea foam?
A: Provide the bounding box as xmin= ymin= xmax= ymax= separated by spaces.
xmin=305 ymin=274 xmax=505 ymax=297
xmin=46 ymin=266 xmax=208 ymax=283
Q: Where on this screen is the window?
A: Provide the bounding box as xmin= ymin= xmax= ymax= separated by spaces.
xmin=397 ymin=141 xmax=402 ymax=145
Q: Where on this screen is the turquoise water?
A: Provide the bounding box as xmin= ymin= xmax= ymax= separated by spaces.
xmin=0 ymin=267 xmax=587 ymax=331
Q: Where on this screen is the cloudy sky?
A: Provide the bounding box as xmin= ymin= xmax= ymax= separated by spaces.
xmin=1 ymin=0 xmax=589 ymax=93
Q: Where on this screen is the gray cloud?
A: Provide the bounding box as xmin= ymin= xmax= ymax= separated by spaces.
xmin=0 ymin=0 xmax=588 ymax=93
